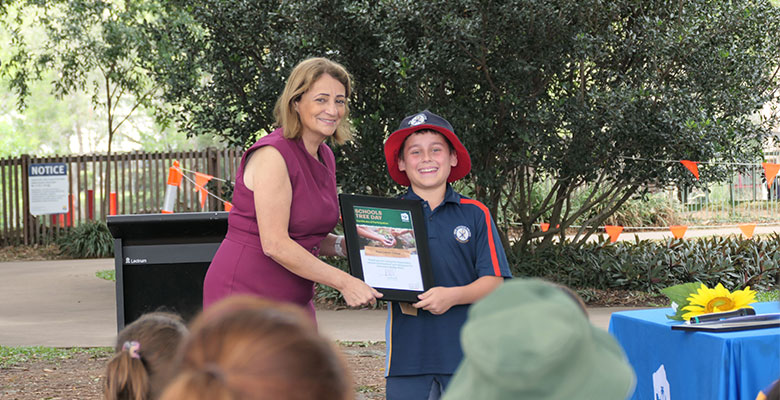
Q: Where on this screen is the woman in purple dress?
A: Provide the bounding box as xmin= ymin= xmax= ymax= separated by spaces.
xmin=203 ymin=58 xmax=382 ymax=319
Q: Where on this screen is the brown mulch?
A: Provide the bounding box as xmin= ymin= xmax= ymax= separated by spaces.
xmin=0 ymin=244 xmax=69 ymax=262
xmin=1 ymin=351 xmax=108 ymax=400
xmin=576 ymin=287 xmax=669 ymax=307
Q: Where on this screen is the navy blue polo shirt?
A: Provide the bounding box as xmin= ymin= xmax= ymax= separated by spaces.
xmin=385 ymin=185 xmax=512 ymax=377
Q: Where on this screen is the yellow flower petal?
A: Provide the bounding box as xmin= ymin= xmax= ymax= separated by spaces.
xmin=679 ymin=282 xmax=756 ymax=319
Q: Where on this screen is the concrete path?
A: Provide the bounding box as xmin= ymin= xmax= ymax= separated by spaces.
xmin=0 ymin=258 xmax=647 ymax=347
xmin=0 ymin=259 xmax=116 ymax=347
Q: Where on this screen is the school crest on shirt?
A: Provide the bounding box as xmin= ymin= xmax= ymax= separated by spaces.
xmin=409 ymin=113 xmax=427 ymax=126
xmin=453 ymin=225 xmax=471 ymax=243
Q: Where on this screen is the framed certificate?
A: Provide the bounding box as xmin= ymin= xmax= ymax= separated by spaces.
xmin=338 ymin=194 xmax=434 ymax=302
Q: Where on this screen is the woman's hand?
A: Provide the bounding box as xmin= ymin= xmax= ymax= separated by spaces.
xmin=339 ymin=276 xmax=383 ymax=307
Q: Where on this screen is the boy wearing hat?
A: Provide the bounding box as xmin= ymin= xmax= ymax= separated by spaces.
xmin=382 ymin=110 xmax=513 ymax=400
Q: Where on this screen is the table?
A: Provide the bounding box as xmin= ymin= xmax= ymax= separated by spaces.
xmin=609 ymin=302 xmax=780 ymax=400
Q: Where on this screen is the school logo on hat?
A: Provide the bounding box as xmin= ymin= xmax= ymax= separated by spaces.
xmin=408 ymin=113 xmax=427 ymax=126
xmin=454 ymin=225 xmax=471 ymax=243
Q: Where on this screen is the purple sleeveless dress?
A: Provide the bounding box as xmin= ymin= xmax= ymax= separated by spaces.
xmin=203 ymin=128 xmax=339 ymax=319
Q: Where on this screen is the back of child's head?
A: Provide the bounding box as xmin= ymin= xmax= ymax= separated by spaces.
xmin=443 ymin=278 xmax=635 ymax=400
xmin=160 ymin=295 xmax=353 ymax=400
xmin=104 ymin=311 xmax=188 ymax=400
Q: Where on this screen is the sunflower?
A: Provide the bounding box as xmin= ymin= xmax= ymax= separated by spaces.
xmin=680 ymin=283 xmax=756 ymax=321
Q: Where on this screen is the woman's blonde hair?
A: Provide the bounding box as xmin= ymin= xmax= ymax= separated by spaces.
xmin=273 ymin=57 xmax=353 ymax=145
xmin=103 ymin=312 xmax=188 ymax=400
xmin=160 ymin=296 xmax=353 ymax=400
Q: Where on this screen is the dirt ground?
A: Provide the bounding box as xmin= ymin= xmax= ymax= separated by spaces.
xmin=0 ymin=343 xmax=386 ymax=400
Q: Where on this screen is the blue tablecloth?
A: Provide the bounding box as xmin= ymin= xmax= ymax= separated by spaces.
xmin=609 ymin=302 xmax=780 ymax=400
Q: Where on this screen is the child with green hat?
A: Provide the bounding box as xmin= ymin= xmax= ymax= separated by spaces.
xmin=382 ymin=110 xmax=513 ymax=399
xmin=442 ymin=279 xmax=637 ymax=400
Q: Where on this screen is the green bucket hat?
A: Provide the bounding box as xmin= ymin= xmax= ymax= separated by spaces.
xmin=443 ymin=279 xmax=636 ymax=400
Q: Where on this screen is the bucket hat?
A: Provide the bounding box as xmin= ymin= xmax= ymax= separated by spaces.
xmin=383 ymin=110 xmax=471 ymax=186
xmin=442 ymin=279 xmax=636 ymax=400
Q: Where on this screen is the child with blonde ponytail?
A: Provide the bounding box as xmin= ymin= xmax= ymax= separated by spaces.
xmin=103 ymin=312 xmax=188 ymax=400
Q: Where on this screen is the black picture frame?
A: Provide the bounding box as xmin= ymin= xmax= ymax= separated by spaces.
xmin=338 ymin=194 xmax=434 ymax=303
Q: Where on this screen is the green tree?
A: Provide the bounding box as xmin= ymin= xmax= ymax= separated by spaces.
xmin=1 ymin=0 xmax=183 ymax=213
xmin=151 ymin=0 xmax=780 ymax=253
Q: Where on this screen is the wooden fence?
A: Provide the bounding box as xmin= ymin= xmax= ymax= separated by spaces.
xmin=0 ymin=148 xmax=242 ymax=245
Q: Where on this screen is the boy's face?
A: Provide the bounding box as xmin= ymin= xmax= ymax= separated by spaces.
xmin=398 ymin=131 xmax=458 ymax=192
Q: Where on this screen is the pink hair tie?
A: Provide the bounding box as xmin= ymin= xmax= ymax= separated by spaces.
xmin=122 ymin=341 xmax=141 ymax=359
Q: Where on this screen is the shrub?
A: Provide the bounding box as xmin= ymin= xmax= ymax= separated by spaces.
xmin=606 ymin=194 xmax=680 ymax=227
xmin=511 ymin=233 xmax=780 ymax=293
xmin=56 ymin=221 xmax=114 ymax=259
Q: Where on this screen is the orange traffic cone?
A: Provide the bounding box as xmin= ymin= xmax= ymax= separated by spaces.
xmin=161 ymin=161 xmax=182 ymax=214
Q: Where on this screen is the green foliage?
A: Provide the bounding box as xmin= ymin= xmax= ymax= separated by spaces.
xmin=512 ymin=233 xmax=780 ymax=293
xmin=660 ymin=282 xmax=704 ymax=320
xmin=56 ymin=221 xmax=114 ymax=259
xmin=0 ymin=346 xmax=111 ymax=368
xmin=607 ymin=193 xmax=680 ymax=227
xmin=95 ymin=269 xmax=115 ymax=281
xmin=145 ymin=0 xmax=780 ymax=253
xmin=757 ymin=290 xmax=779 ymax=302
xmin=0 ymin=0 xmax=199 ymax=160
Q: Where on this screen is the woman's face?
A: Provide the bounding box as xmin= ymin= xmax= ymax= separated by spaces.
xmin=294 ymin=73 xmax=347 ymax=140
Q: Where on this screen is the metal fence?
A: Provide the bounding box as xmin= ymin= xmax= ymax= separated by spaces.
xmin=672 ymin=160 xmax=780 ymax=227
xmin=0 ymin=148 xmax=242 ymax=245
xmin=516 ymin=154 xmax=780 ymax=231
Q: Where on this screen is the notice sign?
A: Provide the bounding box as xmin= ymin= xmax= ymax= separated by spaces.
xmin=28 ymin=163 xmax=69 ymax=215
xmin=339 ymin=194 xmax=434 ymax=302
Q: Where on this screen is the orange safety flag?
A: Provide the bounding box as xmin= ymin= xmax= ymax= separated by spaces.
xmin=763 ymin=163 xmax=780 ymax=189
xmin=739 ymin=223 xmax=756 ymax=239
xmin=670 ymin=225 xmax=688 ymax=239
xmin=540 ymin=223 xmax=550 ymax=232
xmin=224 ymin=201 xmax=233 ymax=211
xmin=194 ymin=172 xmax=214 ymax=209
xmin=605 ymin=225 xmax=623 ymax=243
xmin=680 ymin=160 xmax=699 ymax=180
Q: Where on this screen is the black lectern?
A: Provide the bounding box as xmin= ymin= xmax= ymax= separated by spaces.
xmin=107 ymin=212 xmax=228 ymax=331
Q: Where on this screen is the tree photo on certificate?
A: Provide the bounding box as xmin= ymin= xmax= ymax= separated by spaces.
xmin=338 ymin=194 xmax=434 ymax=302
